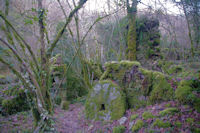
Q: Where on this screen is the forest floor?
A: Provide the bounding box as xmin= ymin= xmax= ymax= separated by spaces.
xmin=0 ymin=101 xmax=200 ymax=133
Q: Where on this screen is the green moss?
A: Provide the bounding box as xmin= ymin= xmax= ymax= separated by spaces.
xmin=168 ymin=65 xmax=183 ymax=75
xmin=127 ymin=14 xmax=137 ymax=61
xmin=130 ymin=114 xmax=139 ymax=121
xmin=175 ymin=79 xmax=200 ymax=112
xmin=2 ymin=99 xmax=14 ymax=114
xmin=132 ymin=119 xmax=144 ymax=132
xmin=186 ymin=118 xmax=194 ymax=124
xmin=126 ymin=88 xmax=147 ymax=109
xmin=85 ymin=80 xmax=126 ymax=120
xmin=0 ymin=74 xmax=5 ymax=79
xmin=139 ymin=68 xmax=153 ymax=96
xmin=142 ymin=112 xmax=155 ymax=120
xmin=159 ymin=108 xmax=179 ymax=116
xmin=150 ymin=72 xmax=173 ymax=103
xmin=32 ymin=108 xmax=41 ymax=127
xmin=84 ymin=59 xmax=103 ymax=80
xmin=153 ymin=119 xmax=171 ymax=128
xmin=100 ymin=60 xmax=141 ymax=83
xmin=193 ymin=128 xmax=200 ymax=133
xmin=1 ymin=87 xmax=29 ymax=115
xmin=175 ymin=80 xmax=193 ymax=103
xmin=165 ymin=103 xmax=171 ymax=108
xmin=113 ymin=125 xmax=125 ymax=133
xmin=174 ymin=121 xmax=182 ymax=128
xmin=55 ymin=96 xmax=62 ymax=105
xmin=61 ymin=101 xmax=69 ymax=110
xmin=0 ymin=96 xmax=3 ymax=106
xmin=157 ymin=60 xmax=173 ymax=74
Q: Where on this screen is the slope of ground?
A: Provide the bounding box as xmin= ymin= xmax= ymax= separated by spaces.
xmin=0 ymin=102 xmax=199 ymax=133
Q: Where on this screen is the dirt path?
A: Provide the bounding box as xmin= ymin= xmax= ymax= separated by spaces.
xmin=54 ymin=103 xmax=87 ymax=133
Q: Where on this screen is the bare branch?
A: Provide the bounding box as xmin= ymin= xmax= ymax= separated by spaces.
xmin=46 ymin=0 xmax=88 ymax=58
xmin=0 ymin=12 xmax=40 ymax=71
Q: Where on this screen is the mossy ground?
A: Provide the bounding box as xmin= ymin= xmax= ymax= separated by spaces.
xmin=175 ymin=79 xmax=200 ymax=112
xmin=132 ymin=119 xmax=144 ymax=132
xmin=142 ymin=111 xmax=155 ymax=120
xmin=113 ymin=125 xmax=126 ymax=133
xmin=153 ymin=119 xmax=171 ymax=128
xmin=159 ymin=107 xmax=179 ymax=116
xmin=0 ymin=101 xmax=200 ymax=133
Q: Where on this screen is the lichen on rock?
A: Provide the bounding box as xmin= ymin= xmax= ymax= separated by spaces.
xmin=85 ymin=80 xmax=126 ymax=120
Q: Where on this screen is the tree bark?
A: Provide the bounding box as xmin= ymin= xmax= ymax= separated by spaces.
xmin=181 ymin=0 xmax=194 ymax=57
xmin=127 ymin=0 xmax=137 ymax=61
xmin=38 ymin=0 xmax=52 ymax=115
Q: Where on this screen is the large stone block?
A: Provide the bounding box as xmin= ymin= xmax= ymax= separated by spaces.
xmin=85 ymin=80 xmax=126 ymax=120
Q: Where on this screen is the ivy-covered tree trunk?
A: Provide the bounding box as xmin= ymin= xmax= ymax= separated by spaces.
xmin=126 ymin=0 xmax=137 ymax=61
xmin=0 ymin=0 xmax=88 ymax=131
xmin=38 ymin=0 xmax=53 ymax=114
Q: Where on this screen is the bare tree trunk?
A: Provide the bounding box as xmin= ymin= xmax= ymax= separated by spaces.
xmin=181 ymin=0 xmax=194 ymax=57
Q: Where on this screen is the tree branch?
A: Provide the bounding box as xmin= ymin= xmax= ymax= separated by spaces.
xmin=46 ymin=0 xmax=88 ymax=58
xmin=0 ymin=12 xmax=40 ymax=71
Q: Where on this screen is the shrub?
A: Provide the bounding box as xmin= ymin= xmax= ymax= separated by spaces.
xmin=1 ymin=86 xmax=29 ymax=115
xmin=150 ymin=72 xmax=173 ymax=103
xmin=175 ymin=79 xmax=200 ymax=112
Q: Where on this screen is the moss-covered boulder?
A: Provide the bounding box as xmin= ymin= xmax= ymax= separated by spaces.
xmin=150 ymin=72 xmax=173 ymax=103
xmin=175 ymin=79 xmax=200 ymax=112
xmin=100 ymin=60 xmax=141 ymax=86
xmin=125 ymin=67 xmax=173 ymax=107
xmin=85 ymin=80 xmax=126 ymax=120
xmin=100 ymin=60 xmax=174 ymax=109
